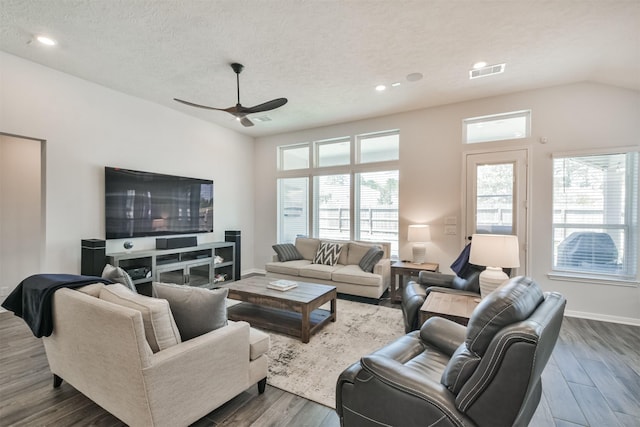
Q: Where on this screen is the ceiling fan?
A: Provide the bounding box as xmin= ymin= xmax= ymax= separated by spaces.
xmin=174 ymin=63 xmax=287 ymax=127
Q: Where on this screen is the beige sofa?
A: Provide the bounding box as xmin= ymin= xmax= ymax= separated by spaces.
xmin=43 ymin=283 xmax=269 ymax=427
xmin=265 ymin=237 xmax=391 ymax=299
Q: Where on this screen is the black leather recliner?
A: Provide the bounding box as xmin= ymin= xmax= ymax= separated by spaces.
xmin=401 ymin=265 xmax=483 ymax=333
xmin=337 ymin=276 xmax=566 ymax=427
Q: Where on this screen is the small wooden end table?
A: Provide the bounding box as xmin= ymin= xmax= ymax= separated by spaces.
xmin=419 ymin=292 xmax=480 ymax=326
xmin=390 ymin=261 xmax=439 ymax=302
xmin=222 ymin=276 xmax=337 ymax=343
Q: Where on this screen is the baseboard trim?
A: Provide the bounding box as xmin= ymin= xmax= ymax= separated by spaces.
xmin=565 ymin=310 xmax=640 ymax=326
xmin=240 ymin=268 xmax=266 ymax=278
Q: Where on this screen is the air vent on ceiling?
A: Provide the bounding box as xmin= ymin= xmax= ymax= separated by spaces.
xmin=469 ymin=63 xmax=506 ymax=79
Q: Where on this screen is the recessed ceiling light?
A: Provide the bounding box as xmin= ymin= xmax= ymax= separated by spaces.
xmin=472 ymin=61 xmax=487 ymax=69
xmin=391 ymin=82 xmax=401 ymax=87
xmin=36 ymin=35 xmax=57 ymax=46
xmin=375 ymin=85 xmax=386 ymax=91
xmin=406 ymin=72 xmax=423 ymax=82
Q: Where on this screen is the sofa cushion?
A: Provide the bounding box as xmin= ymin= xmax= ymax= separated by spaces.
xmin=332 ymin=265 xmax=383 ymax=287
xmin=99 ymin=283 xmax=181 ymax=352
xmin=358 ymin=246 xmax=384 ymax=272
xmin=295 ymin=237 xmax=321 ymax=260
xmin=152 ymin=282 xmax=228 ymax=341
xmin=272 ymin=243 xmax=303 ymax=262
xmin=101 ymin=264 xmax=137 ymax=293
xmin=313 ymin=242 xmax=344 ymax=266
xmin=299 ymin=263 xmax=342 ymax=280
xmin=348 ymin=242 xmax=378 ymax=265
xmin=249 ymin=327 xmax=270 ymax=361
xmin=265 ymin=259 xmax=311 ymax=276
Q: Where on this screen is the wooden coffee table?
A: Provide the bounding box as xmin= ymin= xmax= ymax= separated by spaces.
xmin=221 ymin=276 xmax=337 ymax=343
xmin=419 ymin=292 xmax=480 ymax=326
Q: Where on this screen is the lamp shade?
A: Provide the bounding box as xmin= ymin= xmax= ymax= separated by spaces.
xmin=469 ymin=234 xmax=520 ymax=268
xmin=408 ymin=225 xmax=431 ymax=242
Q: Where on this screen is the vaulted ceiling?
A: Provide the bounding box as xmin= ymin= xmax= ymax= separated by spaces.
xmin=2 ymin=0 xmax=639 ymax=137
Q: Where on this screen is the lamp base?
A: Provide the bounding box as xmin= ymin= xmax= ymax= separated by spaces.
xmin=479 ymin=267 xmax=509 ymax=298
xmin=412 ymin=243 xmax=426 ymax=264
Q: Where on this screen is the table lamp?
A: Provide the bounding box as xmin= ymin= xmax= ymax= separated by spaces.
xmin=408 ymin=224 xmax=431 ymax=264
xmin=469 ymin=233 xmax=520 ymax=297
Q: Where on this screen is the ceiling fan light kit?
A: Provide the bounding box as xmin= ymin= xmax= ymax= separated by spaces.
xmin=174 ymin=63 xmax=287 ymax=127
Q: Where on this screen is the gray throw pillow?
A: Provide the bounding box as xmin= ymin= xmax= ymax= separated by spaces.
xmin=152 ymin=282 xmax=228 ymax=341
xmin=101 ymin=264 xmax=137 ymax=293
xmin=359 ymin=247 xmax=384 ymax=272
xmin=272 ymin=243 xmax=303 ymax=262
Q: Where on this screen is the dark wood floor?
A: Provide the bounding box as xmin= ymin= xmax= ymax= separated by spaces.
xmin=1 ymin=303 xmax=639 ymax=426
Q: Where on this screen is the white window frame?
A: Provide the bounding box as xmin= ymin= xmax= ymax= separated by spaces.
xmin=276 ymin=131 xmax=400 ymax=257
xmin=463 ymin=110 xmax=531 ymax=144
xmin=549 ymin=147 xmax=639 ymax=285
xmin=356 ymin=129 xmax=400 ymax=164
xmin=314 ymin=136 xmax=351 ymax=168
xmin=277 ymin=142 xmax=310 ymax=171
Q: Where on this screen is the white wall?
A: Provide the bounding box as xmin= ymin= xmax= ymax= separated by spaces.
xmin=0 ymin=135 xmax=42 ymax=294
xmin=255 ymin=82 xmax=640 ymax=324
xmin=0 ymin=52 xmax=255 ymax=287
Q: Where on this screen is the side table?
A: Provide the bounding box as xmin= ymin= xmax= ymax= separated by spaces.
xmin=390 ymin=261 xmax=439 ymax=302
xmin=419 ymin=292 xmax=480 ymax=326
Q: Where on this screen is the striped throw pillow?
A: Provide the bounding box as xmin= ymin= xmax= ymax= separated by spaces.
xmin=313 ymin=242 xmax=344 ymax=266
xmin=272 ymin=243 xmax=303 ymax=262
xmin=358 ymin=247 xmax=384 ymax=272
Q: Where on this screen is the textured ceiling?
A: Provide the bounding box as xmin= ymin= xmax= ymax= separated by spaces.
xmin=1 ymin=0 xmax=639 ymax=137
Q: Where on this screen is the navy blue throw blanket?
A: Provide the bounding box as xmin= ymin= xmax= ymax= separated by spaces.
xmin=1 ymin=274 xmax=113 ymax=338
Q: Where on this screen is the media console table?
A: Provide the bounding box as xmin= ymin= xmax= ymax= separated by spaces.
xmin=107 ymin=242 xmax=235 ymax=295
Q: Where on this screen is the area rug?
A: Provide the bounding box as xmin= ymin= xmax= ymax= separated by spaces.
xmin=265 ymin=299 xmax=405 ymax=408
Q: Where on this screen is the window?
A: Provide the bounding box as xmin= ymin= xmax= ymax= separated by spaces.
xmin=358 ymin=131 xmax=399 ymax=163
xmin=314 ymin=174 xmax=350 ymax=240
xmin=277 ymin=131 xmax=400 ymax=257
xmin=356 ymin=170 xmax=399 ymax=255
xmin=279 ymin=144 xmax=309 ymax=170
xmin=463 ymin=110 xmax=530 ymax=144
xmin=316 ymin=137 xmax=350 ymax=167
xmin=476 ymin=163 xmax=514 ymax=235
xmin=277 ymin=177 xmax=308 ymax=243
xmin=552 ymin=150 xmax=638 ymax=281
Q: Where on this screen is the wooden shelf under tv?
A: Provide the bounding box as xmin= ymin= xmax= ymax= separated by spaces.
xmin=107 ymin=242 xmax=236 ymax=295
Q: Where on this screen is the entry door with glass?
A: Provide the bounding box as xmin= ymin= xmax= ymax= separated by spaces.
xmin=464 ymin=149 xmax=529 ymax=274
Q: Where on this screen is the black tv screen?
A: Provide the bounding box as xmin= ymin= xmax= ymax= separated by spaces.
xmin=105 ymin=167 xmax=213 ymax=239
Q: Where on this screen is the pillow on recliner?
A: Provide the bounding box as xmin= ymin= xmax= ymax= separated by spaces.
xmin=152 ymin=282 xmax=228 ymax=341
xmin=440 ymin=277 xmax=544 ymax=394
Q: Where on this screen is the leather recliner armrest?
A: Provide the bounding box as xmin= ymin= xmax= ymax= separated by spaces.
xmin=418 ymin=271 xmax=456 ymax=287
xmin=359 ymin=355 xmax=473 ymax=426
xmin=419 ymin=317 xmax=467 ymax=356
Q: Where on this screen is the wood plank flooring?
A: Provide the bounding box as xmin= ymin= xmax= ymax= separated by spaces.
xmin=1 ymin=303 xmax=639 ymax=426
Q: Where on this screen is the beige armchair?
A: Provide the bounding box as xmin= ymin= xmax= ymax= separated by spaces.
xmin=43 ymin=284 xmax=269 ymax=427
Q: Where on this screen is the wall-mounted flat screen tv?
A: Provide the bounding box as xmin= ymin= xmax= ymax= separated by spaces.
xmin=105 ymin=167 xmax=213 ymax=239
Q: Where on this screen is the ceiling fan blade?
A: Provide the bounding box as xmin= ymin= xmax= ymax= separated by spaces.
xmin=173 ymin=98 xmax=229 ymax=111
xmin=244 ymin=98 xmax=288 ymax=114
xmin=240 ymin=117 xmax=254 ymax=127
